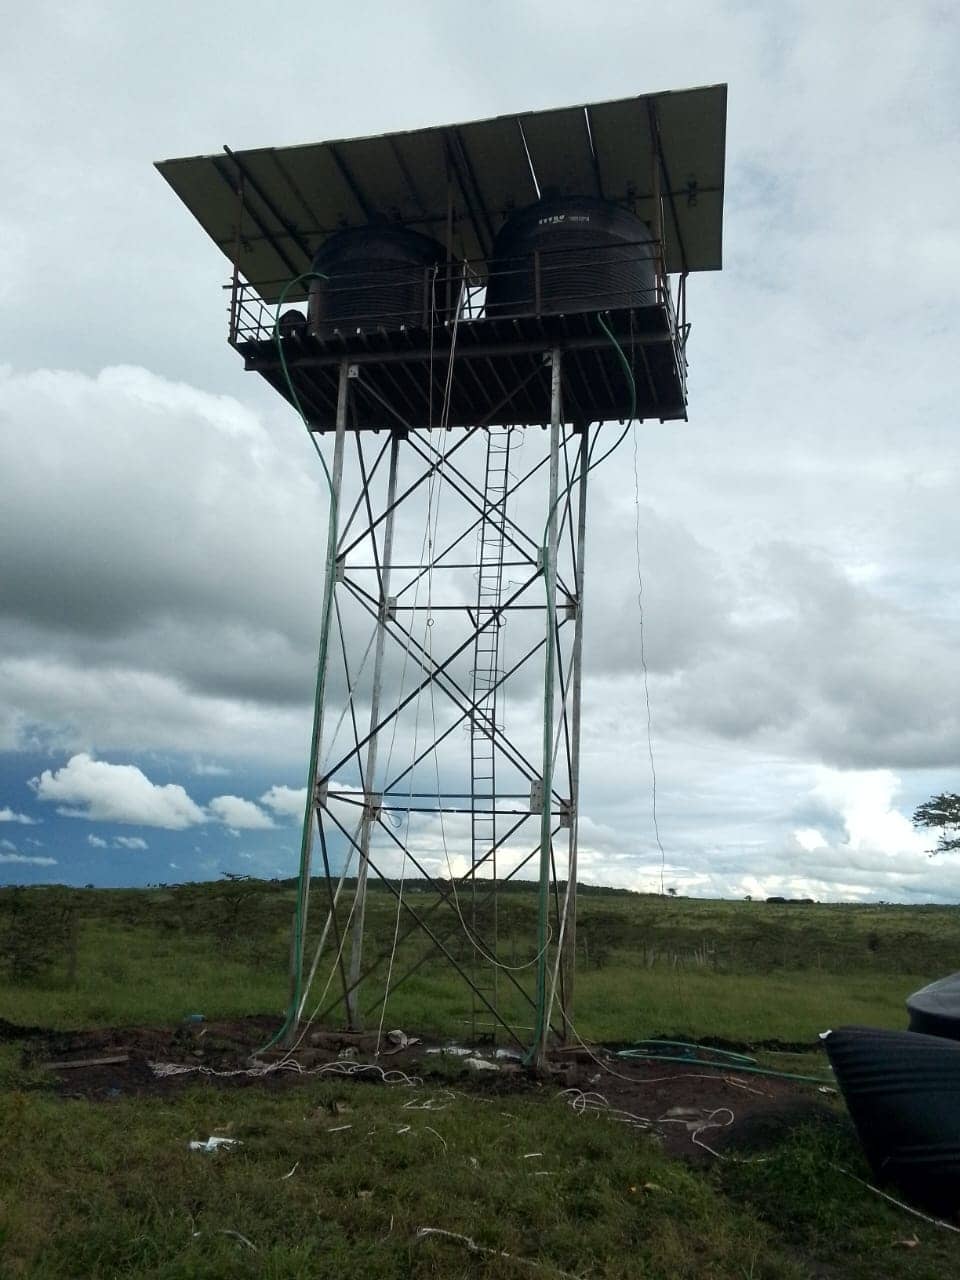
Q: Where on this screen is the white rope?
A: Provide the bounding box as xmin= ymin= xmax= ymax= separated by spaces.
xmin=557 ymin=1087 xmax=653 ymax=1131
xmin=415 ymin=1226 xmax=581 ymax=1279
xmin=151 ymin=1059 xmax=422 ymax=1086
xmin=688 ymin=1106 xmax=735 ymax=1158
xmin=832 ymin=1165 xmax=960 ymax=1235
xmin=319 ymin=621 xmax=379 ymax=776
xmin=297 ymin=295 xmax=452 ymax=1047
xmin=631 ymin=420 xmax=667 ymax=894
xmin=297 ymin=815 xmax=363 ymax=1020
xmin=281 ymin=863 xmax=368 ymax=1059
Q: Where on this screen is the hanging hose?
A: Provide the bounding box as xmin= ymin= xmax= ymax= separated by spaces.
xmin=259 ymin=273 xmax=336 ymax=1054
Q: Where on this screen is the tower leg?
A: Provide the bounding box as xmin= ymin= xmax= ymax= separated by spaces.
xmin=534 ymin=350 xmax=562 ymax=1069
xmin=284 ymin=360 xmax=350 ymax=1047
xmin=560 ymin=426 xmax=589 ymax=1039
xmin=346 ymin=430 xmax=401 ymax=1029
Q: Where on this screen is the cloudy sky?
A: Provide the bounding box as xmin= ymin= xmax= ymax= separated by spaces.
xmin=1 ymin=0 xmax=958 ymax=901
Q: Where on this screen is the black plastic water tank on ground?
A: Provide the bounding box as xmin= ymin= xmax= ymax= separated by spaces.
xmin=308 ymin=226 xmax=445 ymax=339
xmin=485 ymin=196 xmax=657 ymax=319
xmin=907 ymin=972 xmax=960 ymax=1040
xmin=824 ymin=1025 xmax=960 ymax=1212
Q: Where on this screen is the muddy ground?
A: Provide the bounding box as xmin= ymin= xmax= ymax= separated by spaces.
xmin=3 ymin=1016 xmax=838 ymax=1163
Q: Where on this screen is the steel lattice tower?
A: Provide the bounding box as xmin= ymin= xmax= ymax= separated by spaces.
xmin=158 ymin=84 xmax=726 ymax=1062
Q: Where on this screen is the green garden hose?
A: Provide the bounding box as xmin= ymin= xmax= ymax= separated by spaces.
xmin=616 ymin=1048 xmax=833 ymax=1086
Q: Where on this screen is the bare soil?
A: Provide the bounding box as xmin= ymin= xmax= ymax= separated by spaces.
xmin=14 ymin=1015 xmax=836 ymax=1161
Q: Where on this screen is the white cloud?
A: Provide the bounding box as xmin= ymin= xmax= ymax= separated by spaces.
xmin=114 ymin=836 xmax=148 ymax=850
xmin=794 ymin=828 xmax=827 ymax=853
xmin=0 ymin=807 xmax=36 ymax=824
xmin=32 ymin=753 xmax=206 ymax=829
xmin=0 ymin=852 xmax=57 ymax=866
xmin=260 ymin=784 xmax=308 ymax=821
xmin=811 ymin=769 xmax=928 ymax=858
xmin=87 ymin=835 xmax=107 ymax=848
xmin=208 ymin=795 xmax=274 ymax=830
xmin=1 ymin=4 xmax=960 ymax=904
xmin=192 ymin=761 xmax=230 ymax=777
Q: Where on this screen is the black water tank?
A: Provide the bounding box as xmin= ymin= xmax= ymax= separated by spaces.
xmin=308 ymin=226 xmax=445 ymax=339
xmin=485 ymin=196 xmax=657 ymax=318
xmin=824 ymin=1025 xmax=960 ymax=1212
xmin=907 ymin=972 xmax=960 ymax=1040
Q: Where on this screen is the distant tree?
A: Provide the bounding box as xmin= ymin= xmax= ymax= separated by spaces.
xmin=912 ymin=793 xmax=960 ymax=854
xmin=666 ymin=886 xmax=677 ymax=897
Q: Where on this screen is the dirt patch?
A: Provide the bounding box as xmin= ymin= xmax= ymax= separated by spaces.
xmin=0 ymin=1017 xmax=49 ymax=1042
xmin=550 ymin=1054 xmax=836 ymax=1162
xmin=642 ymin=1032 xmax=824 ymax=1055
xmin=18 ymin=1016 xmax=836 ymax=1160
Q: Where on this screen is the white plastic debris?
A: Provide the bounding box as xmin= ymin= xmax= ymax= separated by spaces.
xmin=465 ymin=1057 xmax=500 ymax=1072
xmin=383 ymin=1029 xmax=420 ymax=1053
xmin=188 ymin=1136 xmax=241 ymax=1154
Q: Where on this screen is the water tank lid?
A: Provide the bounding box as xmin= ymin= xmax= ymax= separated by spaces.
xmin=908 ymin=971 xmax=960 ymax=1011
xmin=311 ymin=224 xmax=446 ymax=268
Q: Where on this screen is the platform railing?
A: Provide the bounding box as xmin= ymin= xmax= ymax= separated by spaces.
xmin=227 ymin=240 xmax=679 ymax=348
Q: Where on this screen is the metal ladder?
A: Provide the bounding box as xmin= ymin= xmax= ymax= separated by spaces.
xmin=467 ymin=426 xmax=513 ymax=1041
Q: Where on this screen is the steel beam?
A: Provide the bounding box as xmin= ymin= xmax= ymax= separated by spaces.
xmin=345 ymin=430 xmax=401 ymax=1028
xmin=285 ymin=359 xmax=349 ymax=1046
xmin=535 ymin=350 xmax=562 ymax=1069
xmin=560 ymin=427 xmax=589 ymax=1037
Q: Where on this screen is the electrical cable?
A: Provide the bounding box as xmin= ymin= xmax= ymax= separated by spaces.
xmin=832 ymin=1165 xmax=960 ymax=1235
xmin=280 ymin=847 xmax=368 ymax=1059
xmin=631 ymin=420 xmax=667 ymax=894
xmin=375 ymin=273 xmax=462 ymax=1044
xmin=286 ymin=269 xmax=452 ymax=1052
xmin=296 ymin=815 xmax=363 ymax=1020
xmin=530 ymin=313 xmax=638 ymax=1064
xmin=262 ymin=286 xmax=653 ymax=1060
xmin=425 ymin=299 xmax=557 ymax=978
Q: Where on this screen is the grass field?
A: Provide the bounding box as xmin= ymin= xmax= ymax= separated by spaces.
xmin=0 ymin=880 xmax=958 ymax=1278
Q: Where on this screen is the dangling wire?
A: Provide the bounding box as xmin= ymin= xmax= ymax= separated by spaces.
xmin=631 ymin=421 xmax=667 ymax=895
xmin=375 ymin=269 xmax=463 ymax=1044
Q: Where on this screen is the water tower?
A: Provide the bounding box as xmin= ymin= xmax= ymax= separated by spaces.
xmin=157 ymin=84 xmax=727 ymax=1062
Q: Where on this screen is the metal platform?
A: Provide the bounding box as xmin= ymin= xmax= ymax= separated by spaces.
xmin=237 ymin=303 xmax=687 ymax=431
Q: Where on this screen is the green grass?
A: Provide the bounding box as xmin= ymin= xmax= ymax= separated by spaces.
xmin=1 ymin=882 xmax=959 ymax=1277
xmin=0 ymin=922 xmax=287 ymax=1030
xmin=0 ymin=1075 xmax=805 ymax=1279
xmin=1 ymin=881 xmax=954 ymax=1041
xmin=0 ymin=1071 xmax=956 ymax=1278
